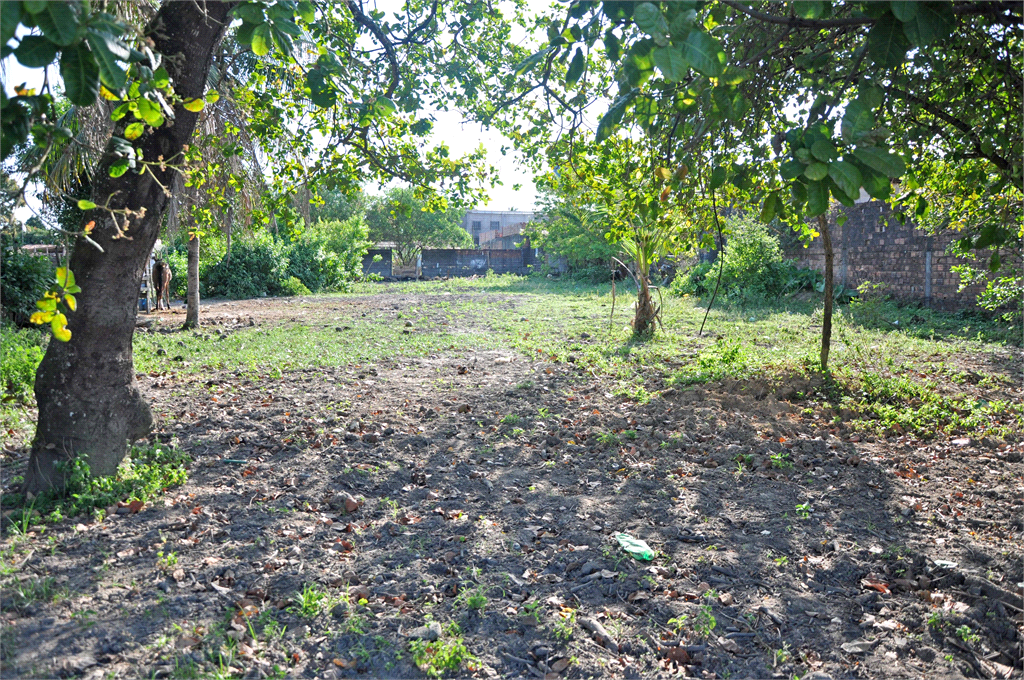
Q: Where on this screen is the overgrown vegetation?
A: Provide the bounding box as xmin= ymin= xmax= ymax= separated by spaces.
xmin=1 ymin=444 xmax=190 ymax=528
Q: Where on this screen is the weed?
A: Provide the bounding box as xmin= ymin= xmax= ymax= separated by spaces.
xmin=694 ymin=605 xmax=716 ymax=638
xmin=410 ymin=634 xmax=474 ymax=679
xmin=6 ymin=576 xmax=67 ymax=609
xmin=553 ymin=609 xmax=576 ymax=642
xmin=770 ymin=451 xmax=793 ymax=470
xmin=927 ymin=611 xmax=944 ymax=629
xmin=773 ymin=555 xmax=789 ymax=567
xmin=795 ymin=503 xmax=812 ymax=519
xmin=596 ymin=431 xmax=620 ymax=447
xmin=667 ymin=615 xmax=689 ymax=635
xmin=955 ymin=625 xmax=980 ymax=644
xmin=538 ymin=407 xmax=550 ymax=418
xmin=290 ymin=582 xmax=329 ymax=618
xmin=156 ymin=551 xmax=178 ymax=571
xmin=522 ymin=601 xmax=543 ymax=624
xmin=501 ymin=414 xmax=521 ymax=425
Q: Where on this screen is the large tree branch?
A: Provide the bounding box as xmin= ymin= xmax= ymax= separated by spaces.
xmin=346 ymin=0 xmax=400 ymax=98
xmin=885 ymin=85 xmax=1010 ymax=173
xmin=722 ymin=0 xmax=1020 ymax=30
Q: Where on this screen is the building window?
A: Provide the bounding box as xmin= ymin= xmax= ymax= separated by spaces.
xmin=490 ymin=221 xmax=500 ymax=229
xmin=471 ymin=221 xmax=482 ymax=232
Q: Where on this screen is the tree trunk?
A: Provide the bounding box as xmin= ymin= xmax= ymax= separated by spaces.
xmin=183 ymin=232 xmax=200 ymax=329
xmin=633 ymin=273 xmax=656 ymax=339
xmin=23 ymin=1 xmax=235 ymax=494
xmin=819 ymin=213 xmax=834 ymax=371
xmin=224 ymin=203 xmax=232 ymax=265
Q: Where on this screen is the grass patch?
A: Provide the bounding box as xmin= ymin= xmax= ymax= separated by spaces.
xmin=409 ymin=623 xmax=475 ymax=678
xmin=2 ymin=443 xmax=189 ymax=527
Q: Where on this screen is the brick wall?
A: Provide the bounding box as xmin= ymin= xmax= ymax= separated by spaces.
xmin=783 ymin=201 xmax=986 ymax=310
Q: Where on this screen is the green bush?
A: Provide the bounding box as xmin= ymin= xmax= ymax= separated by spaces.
xmin=1 ymin=243 xmax=55 ymax=326
xmin=162 ymin=245 xmax=189 ymax=300
xmin=671 ymin=217 xmax=822 ymax=301
xmin=286 ymin=217 xmax=370 ymax=292
xmin=1 ymin=324 xmax=46 ymax=402
xmin=279 ymin=275 xmax=312 ymax=296
xmin=203 ymin=236 xmax=290 ymax=299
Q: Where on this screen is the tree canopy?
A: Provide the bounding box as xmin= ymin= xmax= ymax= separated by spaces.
xmin=364 ymin=187 xmax=471 ymax=265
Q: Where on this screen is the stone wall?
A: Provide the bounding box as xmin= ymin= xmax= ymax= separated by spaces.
xmin=420 ymin=248 xmax=531 ymax=277
xmin=783 ymin=201 xmax=985 ymax=310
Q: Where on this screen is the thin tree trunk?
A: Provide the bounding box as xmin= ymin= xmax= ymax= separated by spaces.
xmin=633 ymin=272 xmax=656 ymax=338
xmin=819 ymin=213 xmax=834 ymax=371
xmin=23 ymin=1 xmax=235 ymax=494
xmin=224 ymin=203 xmax=232 ymax=265
xmin=183 ymin=232 xmax=200 ymax=329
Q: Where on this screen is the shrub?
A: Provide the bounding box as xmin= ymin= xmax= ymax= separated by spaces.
xmin=1 ymin=324 xmax=46 ymax=402
xmin=286 ymin=217 xmax=370 ymax=293
xmin=670 ymin=216 xmax=822 ymax=301
xmin=279 ymin=275 xmax=311 ymax=296
xmin=1 ymin=243 xmax=55 ymax=326
xmin=203 ymin=236 xmax=290 ymax=299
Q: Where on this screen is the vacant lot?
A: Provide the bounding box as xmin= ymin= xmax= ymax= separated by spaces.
xmin=2 ymin=277 xmax=1021 ymax=680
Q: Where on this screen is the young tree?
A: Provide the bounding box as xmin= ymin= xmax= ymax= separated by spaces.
xmin=364 ymin=187 xmax=471 ymax=266
xmin=2 ymin=0 xmax=517 ymax=493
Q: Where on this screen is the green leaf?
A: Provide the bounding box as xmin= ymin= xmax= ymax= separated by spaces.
xmin=900 ymin=1 xmax=954 ymax=47
xmin=13 ymin=35 xmax=57 ymax=67
xmin=828 ymin=160 xmax=863 ymax=199
xmin=60 ymin=43 xmax=100 ymax=106
xmin=305 ymin=68 xmax=336 ymax=108
xmin=136 ymin=98 xmax=164 ymax=126
xmin=652 ymin=45 xmax=687 ymax=82
xmin=684 ymin=31 xmax=725 ymax=77
xmin=251 ymin=23 xmax=272 ymax=56
xmin=1 ymin=2 xmax=22 ymax=46
xmin=23 ymin=1 xmax=47 ymax=14
xmin=36 ymin=297 xmax=57 ymax=312
xmin=760 ymin=192 xmax=778 ymax=222
xmin=565 ymin=48 xmax=585 ymax=86
xmin=77 ymin=199 xmax=96 ymax=210
xmin=87 ymin=31 xmax=129 ymax=91
xmin=827 ymin=177 xmax=855 ymax=207
xmin=810 ymin=137 xmax=837 ymax=162
xmin=56 ymin=267 xmax=75 ymax=287
xmin=374 ymin=97 xmax=397 ymax=116
xmin=806 ymin=180 xmax=828 ymax=216
xmin=182 ymin=98 xmax=204 ymax=112
xmin=780 ymin=160 xmax=805 ymax=181
xmin=633 ymin=3 xmax=668 ymax=38
xmin=111 ymin=102 xmax=130 ymax=121
xmin=890 ymin=1 xmax=918 ymax=21
xmin=233 ymin=3 xmax=265 ymax=24
xmin=205 ymin=90 xmax=220 ymax=103
xmin=793 ymin=1 xmax=824 ymax=19
xmin=709 ymin=165 xmax=727 ymax=190
xmin=840 ymin=98 xmax=874 ymax=141
xmin=989 ymin=251 xmax=1000 ymax=272
xmin=513 ymin=48 xmax=551 ymax=76
xmin=804 ymin=162 xmax=829 ymax=181
xmin=124 ymin=122 xmax=144 ymax=140
xmin=297 ymin=1 xmax=315 ymax=23
xmin=34 ymin=1 xmax=78 ymax=46
xmin=867 ymin=13 xmax=910 ymax=68
xmin=604 ymin=29 xmax=621 ymax=62
xmin=595 ymin=88 xmax=637 ymax=143
xmin=853 ymin=146 xmax=906 ymax=177
xmin=236 ymin=20 xmax=257 ymax=46
xmin=857 ymin=165 xmax=892 ymax=200
xmin=109 ymin=157 xmax=129 ymax=177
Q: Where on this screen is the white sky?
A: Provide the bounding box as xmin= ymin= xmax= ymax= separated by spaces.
xmin=3 ymin=0 xmax=560 ymax=220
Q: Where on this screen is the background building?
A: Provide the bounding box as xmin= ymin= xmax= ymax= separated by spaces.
xmin=461 ymin=209 xmax=535 ymax=247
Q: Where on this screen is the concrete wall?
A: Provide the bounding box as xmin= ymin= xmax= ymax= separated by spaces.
xmin=361 ymin=249 xmax=392 ymax=277
xmin=783 ymin=201 xmax=986 ymax=310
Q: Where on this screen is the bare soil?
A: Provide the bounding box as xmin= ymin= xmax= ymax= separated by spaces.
xmin=2 ymin=294 xmax=1021 ymax=680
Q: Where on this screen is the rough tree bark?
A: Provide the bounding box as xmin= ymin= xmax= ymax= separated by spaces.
xmin=183 ymin=232 xmax=200 ymax=330
xmin=633 ymin=273 xmax=657 ymax=339
xmin=23 ymin=1 xmax=236 ymax=494
xmin=818 ymin=213 xmax=834 ymax=371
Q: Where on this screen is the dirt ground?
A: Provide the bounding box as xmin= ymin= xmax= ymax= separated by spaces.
xmin=2 ymin=293 xmax=1022 ymax=680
